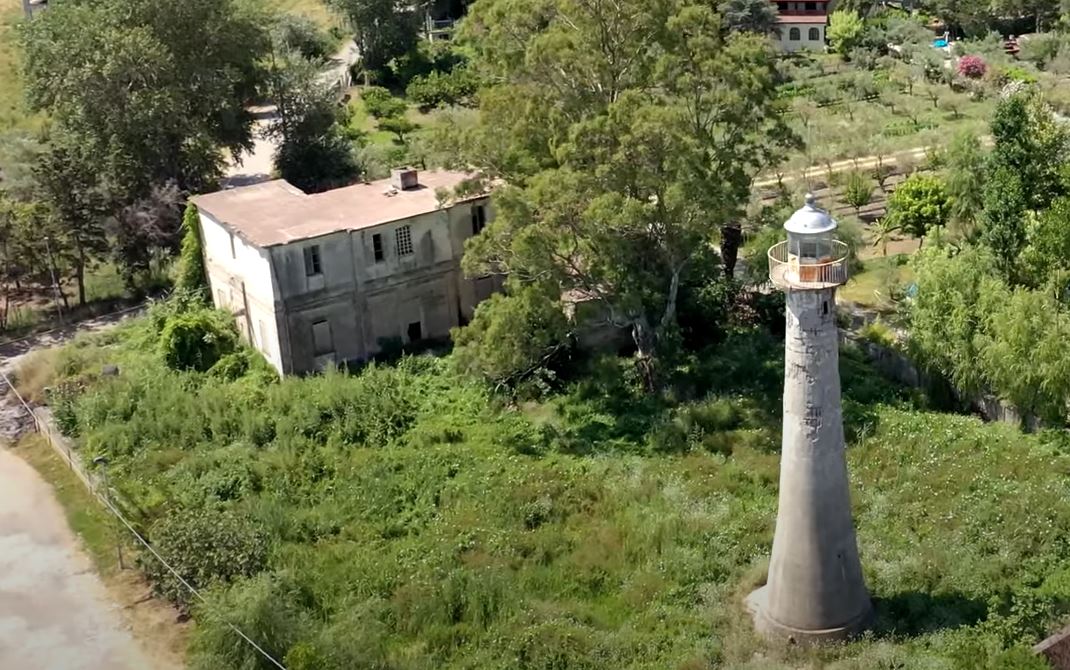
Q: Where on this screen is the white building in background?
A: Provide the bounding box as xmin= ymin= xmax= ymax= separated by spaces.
xmin=192 ymin=169 xmax=501 ymax=375
xmin=773 ymin=0 xmax=830 ymax=53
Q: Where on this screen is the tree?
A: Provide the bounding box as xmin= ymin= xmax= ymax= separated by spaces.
xmin=451 ymin=284 xmax=571 ymax=393
xmin=176 ymin=204 xmax=209 ymax=298
xmin=458 ymin=0 xmax=796 ymax=388
xmin=272 ymin=14 xmax=333 ymax=62
xmin=886 ymin=173 xmax=952 ymax=243
xmin=980 ymin=165 xmax=1029 ymax=282
xmin=329 ymin=0 xmax=422 ymax=78
xmin=870 ymin=217 xmax=900 ymax=257
xmin=32 ymin=143 xmax=110 ymax=306
xmin=977 ymin=285 xmax=1070 ymax=427
xmin=112 ymin=183 xmax=184 ymax=292
xmin=841 ymin=171 xmax=873 ymax=215
xmin=361 ymin=87 xmax=409 ymax=119
xmin=21 ymin=0 xmax=270 ymax=202
xmin=988 ymin=92 xmax=1069 ymax=214
xmin=379 ymin=116 xmax=418 ymax=146
xmin=944 ymin=130 xmax=987 ymax=238
xmin=719 ymin=0 xmax=779 ymax=34
xmin=908 ymin=245 xmax=996 ymax=395
xmin=828 ymin=10 xmax=865 ymax=56
xmin=1020 ymin=197 xmax=1070 ymax=288
xmin=268 ymin=53 xmax=361 ymax=193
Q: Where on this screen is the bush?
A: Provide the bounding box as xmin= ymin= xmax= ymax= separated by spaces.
xmin=272 ymin=14 xmax=334 ymax=61
xmin=405 ymin=68 xmax=479 ymax=111
xmin=158 ymin=309 xmax=238 ymax=372
xmin=142 ymin=508 xmax=268 ymax=610
xmin=958 ymin=55 xmax=987 ymax=79
xmin=361 ymin=86 xmax=408 ymax=119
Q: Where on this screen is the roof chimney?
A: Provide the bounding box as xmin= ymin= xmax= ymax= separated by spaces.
xmin=391 ymin=167 xmax=419 ymax=191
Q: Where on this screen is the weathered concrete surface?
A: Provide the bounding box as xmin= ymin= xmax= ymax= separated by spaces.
xmin=0 ymin=448 xmax=155 ymax=670
xmin=753 ymin=287 xmax=872 ymax=643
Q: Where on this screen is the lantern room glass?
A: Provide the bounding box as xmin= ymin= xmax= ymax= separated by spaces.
xmin=788 ymin=230 xmax=833 ymax=265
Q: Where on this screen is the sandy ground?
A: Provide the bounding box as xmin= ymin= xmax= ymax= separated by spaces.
xmin=0 ymin=448 xmax=164 ymax=670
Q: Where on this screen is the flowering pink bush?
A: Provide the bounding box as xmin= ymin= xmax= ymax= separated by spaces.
xmin=958 ymin=55 xmax=987 ymax=79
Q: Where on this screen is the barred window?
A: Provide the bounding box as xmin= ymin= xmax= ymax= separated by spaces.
xmin=396 ymin=225 xmax=413 ymax=256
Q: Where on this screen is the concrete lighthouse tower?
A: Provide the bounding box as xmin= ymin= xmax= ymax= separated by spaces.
xmin=749 ymin=194 xmax=872 ymax=644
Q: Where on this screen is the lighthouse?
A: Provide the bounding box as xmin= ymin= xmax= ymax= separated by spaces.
xmin=749 ymin=194 xmax=872 ymax=644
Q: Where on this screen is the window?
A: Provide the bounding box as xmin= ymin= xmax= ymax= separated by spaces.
xmin=789 ymin=27 xmax=800 ymax=40
xmin=312 ymin=320 xmax=333 ymax=357
xmin=372 ymin=233 xmax=385 ymax=262
xmin=303 ymin=245 xmax=322 ymax=276
xmin=216 ymin=289 xmax=226 ymax=307
xmin=396 ymin=225 xmax=413 ymax=256
xmin=808 ymin=27 xmax=820 ymax=40
xmin=471 ymin=205 xmax=487 ymax=236
xmin=805 ymin=1 xmax=816 ymax=9
xmin=407 ymin=321 xmax=423 ymax=343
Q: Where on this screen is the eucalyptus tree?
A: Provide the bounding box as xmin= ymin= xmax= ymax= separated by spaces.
xmin=455 ymin=0 xmax=797 ymax=387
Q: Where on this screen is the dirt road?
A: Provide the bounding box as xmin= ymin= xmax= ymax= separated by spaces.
xmin=0 ymin=448 xmax=160 ymax=670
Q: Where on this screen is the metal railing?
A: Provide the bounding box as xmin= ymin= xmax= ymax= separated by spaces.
xmin=768 ymin=240 xmax=849 ymax=289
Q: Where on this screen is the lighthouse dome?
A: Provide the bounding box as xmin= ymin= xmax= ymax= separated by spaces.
xmin=784 ymin=193 xmax=837 ymax=235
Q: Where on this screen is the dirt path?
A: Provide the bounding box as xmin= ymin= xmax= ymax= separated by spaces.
xmin=0 ymin=448 xmax=165 ymax=670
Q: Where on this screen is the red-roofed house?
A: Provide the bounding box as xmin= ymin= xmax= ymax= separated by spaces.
xmin=773 ymin=0 xmax=831 ymax=52
xmin=192 ymin=168 xmax=501 ymax=374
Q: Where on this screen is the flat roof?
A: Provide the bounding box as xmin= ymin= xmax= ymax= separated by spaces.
xmin=192 ymin=171 xmax=484 ymax=248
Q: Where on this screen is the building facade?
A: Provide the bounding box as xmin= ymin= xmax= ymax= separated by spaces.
xmin=192 ymin=169 xmax=499 ymax=375
xmin=773 ymin=0 xmax=830 ymax=53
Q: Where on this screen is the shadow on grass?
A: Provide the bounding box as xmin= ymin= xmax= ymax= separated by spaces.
xmin=871 ymin=591 xmax=988 ymax=638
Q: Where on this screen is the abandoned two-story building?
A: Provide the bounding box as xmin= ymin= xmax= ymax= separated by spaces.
xmin=192 ymin=169 xmax=499 ymax=375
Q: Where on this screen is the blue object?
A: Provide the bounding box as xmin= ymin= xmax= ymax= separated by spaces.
xmin=934 ymin=39 xmax=948 ymax=47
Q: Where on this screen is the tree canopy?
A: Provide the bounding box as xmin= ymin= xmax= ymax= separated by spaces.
xmin=456 ymin=0 xmax=796 ymax=386
xmin=21 ymin=0 xmax=270 ymax=200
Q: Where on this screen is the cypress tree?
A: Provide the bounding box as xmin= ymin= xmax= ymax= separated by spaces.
xmin=175 ymin=203 xmax=208 ymax=299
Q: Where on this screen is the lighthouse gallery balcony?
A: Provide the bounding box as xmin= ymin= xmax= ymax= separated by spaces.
xmin=767 ymin=239 xmax=849 ymax=290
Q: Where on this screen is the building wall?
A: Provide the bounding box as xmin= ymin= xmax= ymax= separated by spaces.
xmin=199 ymin=212 xmax=286 ymax=374
xmin=264 ymin=197 xmax=496 ymax=374
xmin=775 ymin=23 xmax=826 ymax=52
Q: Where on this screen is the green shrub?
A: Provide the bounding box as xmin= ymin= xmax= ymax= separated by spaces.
xmin=361 ymin=86 xmax=407 ymax=119
xmin=405 ymin=68 xmax=479 ymax=110
xmin=142 ymin=507 xmax=268 ymax=610
xmin=158 ymin=309 xmax=238 ymax=372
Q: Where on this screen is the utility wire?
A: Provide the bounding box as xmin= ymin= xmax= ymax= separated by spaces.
xmin=95 ymin=495 xmax=289 ymax=670
xmin=0 ymin=369 xmax=288 ymax=670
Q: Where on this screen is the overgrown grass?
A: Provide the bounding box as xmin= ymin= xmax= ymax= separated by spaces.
xmin=24 ymin=312 xmax=1070 ymax=669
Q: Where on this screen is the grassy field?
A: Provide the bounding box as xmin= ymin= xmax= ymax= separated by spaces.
xmin=17 ymin=307 xmax=1070 ymax=670
xmin=839 ymin=255 xmax=916 ymax=310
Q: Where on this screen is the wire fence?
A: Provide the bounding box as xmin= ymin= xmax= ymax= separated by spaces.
xmin=0 ymin=365 xmax=288 ymax=670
